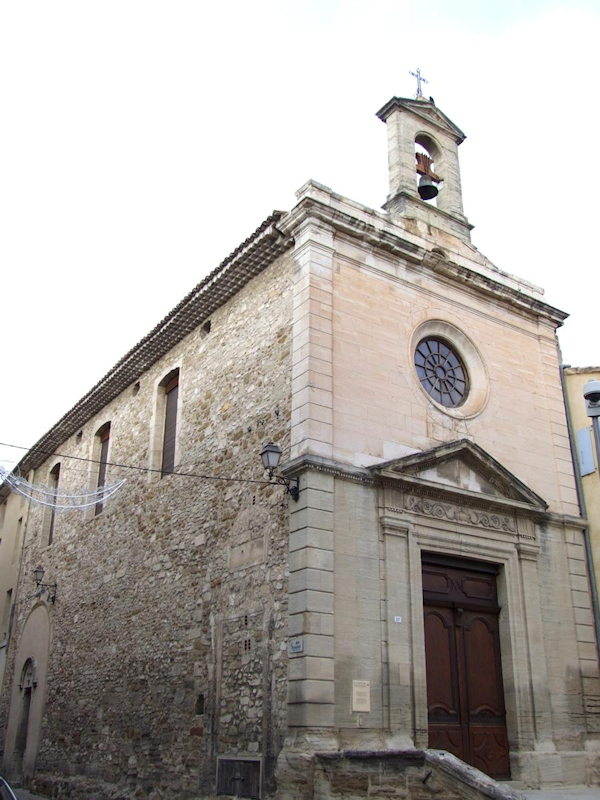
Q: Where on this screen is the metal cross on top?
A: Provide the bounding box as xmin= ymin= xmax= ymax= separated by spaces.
xmin=409 ymin=67 xmax=428 ymax=99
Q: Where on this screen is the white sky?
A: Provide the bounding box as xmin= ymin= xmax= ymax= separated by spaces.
xmin=1 ymin=0 xmax=599 ymax=472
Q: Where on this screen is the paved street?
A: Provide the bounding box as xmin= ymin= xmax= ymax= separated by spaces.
xmin=524 ymin=791 xmax=600 ymax=799
xmin=11 ymin=786 xmax=600 ymax=799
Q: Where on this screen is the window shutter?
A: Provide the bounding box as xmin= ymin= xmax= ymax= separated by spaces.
xmin=577 ymin=427 xmax=596 ymax=477
xmin=161 ymin=378 xmax=179 ymax=476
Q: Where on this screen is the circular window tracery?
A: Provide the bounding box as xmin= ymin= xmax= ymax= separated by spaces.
xmin=415 ymin=337 xmax=469 ymax=408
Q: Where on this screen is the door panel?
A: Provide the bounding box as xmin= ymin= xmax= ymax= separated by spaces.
xmin=470 ymin=727 xmax=511 ymax=779
xmin=428 ymin=725 xmax=463 ymax=761
xmin=423 ymin=558 xmax=510 ymax=780
xmin=424 ymin=608 xmax=460 ymax=720
xmin=462 ymin=613 xmax=504 ymax=721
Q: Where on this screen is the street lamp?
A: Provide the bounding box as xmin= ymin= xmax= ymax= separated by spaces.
xmin=584 ymin=379 xmax=600 ymax=478
xmin=33 ymin=565 xmax=58 ymax=604
xmin=260 ymin=442 xmax=299 ymax=501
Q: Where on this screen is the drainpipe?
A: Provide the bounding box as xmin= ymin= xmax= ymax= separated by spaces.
xmin=560 ymin=362 xmax=600 ymax=662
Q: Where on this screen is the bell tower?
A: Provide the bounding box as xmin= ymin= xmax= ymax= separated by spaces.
xmin=376 ymin=96 xmax=473 ymax=241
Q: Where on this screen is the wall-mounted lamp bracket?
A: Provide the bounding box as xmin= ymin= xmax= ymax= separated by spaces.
xmin=30 ymin=582 xmax=58 ymax=604
xmin=260 ymin=442 xmax=300 ymax=502
xmin=33 ymin=582 xmax=57 ymax=604
xmin=269 ymin=474 xmax=300 ymax=502
xmin=32 ymin=566 xmax=58 ymax=603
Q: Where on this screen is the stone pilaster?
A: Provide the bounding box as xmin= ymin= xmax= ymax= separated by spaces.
xmin=565 ymin=524 xmax=600 ymax=734
xmin=288 ymin=469 xmax=335 ymax=727
xmin=516 ymin=536 xmax=553 ymax=748
xmin=287 ymin=208 xmax=335 ymax=728
xmin=290 ymin=211 xmax=334 ymax=462
xmin=381 ymin=517 xmax=415 ymax=747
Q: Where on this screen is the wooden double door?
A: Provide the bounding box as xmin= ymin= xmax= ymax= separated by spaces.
xmin=422 ymin=555 xmax=510 ymax=780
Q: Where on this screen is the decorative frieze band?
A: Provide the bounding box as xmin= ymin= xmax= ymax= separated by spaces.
xmin=404 ymin=494 xmax=517 ymax=534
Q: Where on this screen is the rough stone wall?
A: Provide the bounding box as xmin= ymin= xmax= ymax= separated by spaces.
xmin=281 ymin=749 xmax=526 ymax=800
xmin=0 ymin=252 xmax=294 ymax=798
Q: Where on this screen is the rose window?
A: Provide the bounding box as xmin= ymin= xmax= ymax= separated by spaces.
xmin=415 ymin=337 xmax=469 ymax=408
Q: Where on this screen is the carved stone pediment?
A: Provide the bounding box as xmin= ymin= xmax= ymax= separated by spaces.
xmin=376 ymin=97 xmax=466 ymax=144
xmin=369 ymin=439 xmax=547 ymax=515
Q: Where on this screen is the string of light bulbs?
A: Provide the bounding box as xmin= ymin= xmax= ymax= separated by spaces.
xmin=0 ymin=466 xmax=127 ymax=511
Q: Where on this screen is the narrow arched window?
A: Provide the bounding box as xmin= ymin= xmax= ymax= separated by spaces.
xmin=47 ymin=463 xmax=60 ymax=545
xmin=20 ymin=658 xmax=35 ymax=690
xmin=95 ymin=422 xmax=111 ymax=516
xmin=161 ymin=372 xmax=179 ymax=476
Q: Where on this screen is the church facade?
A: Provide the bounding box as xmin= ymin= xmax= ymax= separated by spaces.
xmin=1 ymin=96 xmax=599 ymax=798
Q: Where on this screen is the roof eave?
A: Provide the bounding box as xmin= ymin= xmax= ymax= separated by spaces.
xmin=2 ymin=212 xmax=294 ymax=486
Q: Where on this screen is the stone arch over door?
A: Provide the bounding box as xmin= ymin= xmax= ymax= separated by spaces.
xmin=2 ymin=603 xmax=51 ymax=783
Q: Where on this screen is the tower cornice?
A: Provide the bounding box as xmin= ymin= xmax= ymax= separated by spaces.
xmin=376 ymin=96 xmax=467 ymax=145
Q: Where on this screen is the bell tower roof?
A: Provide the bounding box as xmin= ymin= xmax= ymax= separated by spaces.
xmin=376 ymin=96 xmax=467 ymax=145
xmin=377 ymin=95 xmax=472 ymax=241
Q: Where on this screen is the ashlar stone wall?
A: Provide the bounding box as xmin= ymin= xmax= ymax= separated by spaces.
xmin=279 ymin=181 xmax=598 ymax=790
xmin=329 ymin=234 xmax=578 ymax=517
xmin=0 ymin=252 xmax=294 ymax=799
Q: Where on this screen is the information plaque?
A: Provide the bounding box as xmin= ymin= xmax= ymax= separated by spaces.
xmin=352 ymin=680 xmax=371 ymax=713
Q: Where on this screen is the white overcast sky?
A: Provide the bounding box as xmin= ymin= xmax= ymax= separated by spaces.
xmin=1 ymin=0 xmax=599 ymax=472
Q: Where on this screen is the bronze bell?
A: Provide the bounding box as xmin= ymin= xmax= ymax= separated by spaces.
xmin=418 ymin=175 xmax=438 ymax=201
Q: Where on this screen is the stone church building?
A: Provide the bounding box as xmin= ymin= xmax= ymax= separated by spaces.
xmin=1 ymin=96 xmax=599 ymax=798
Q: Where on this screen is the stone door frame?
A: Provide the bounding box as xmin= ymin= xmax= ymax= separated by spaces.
xmin=421 ymin=553 xmax=510 ymax=778
xmin=379 ymin=488 xmax=554 ymax=774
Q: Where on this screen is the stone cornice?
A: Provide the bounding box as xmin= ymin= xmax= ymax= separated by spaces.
xmin=546 ymin=513 xmax=587 ymax=530
xmin=383 ymin=190 xmax=474 ymax=230
xmin=281 ymin=454 xmax=373 ymax=485
xmin=422 ymin=250 xmax=567 ymax=326
xmin=375 ymin=97 xmax=467 ymax=144
xmin=378 ymin=472 xmax=546 ymax=519
xmin=278 ymin=193 xmax=423 ymax=262
xmin=281 ymin=193 xmax=568 ymax=327
xmin=282 ymin=453 xmax=584 ymax=530
xmin=372 ymin=439 xmax=548 ymax=508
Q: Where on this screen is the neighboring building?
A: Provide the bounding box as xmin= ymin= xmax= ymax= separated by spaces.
xmin=564 ymin=367 xmax=600 ymax=596
xmin=0 ymin=489 xmax=31 ymax=694
xmin=1 ymin=96 xmax=599 ymax=799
